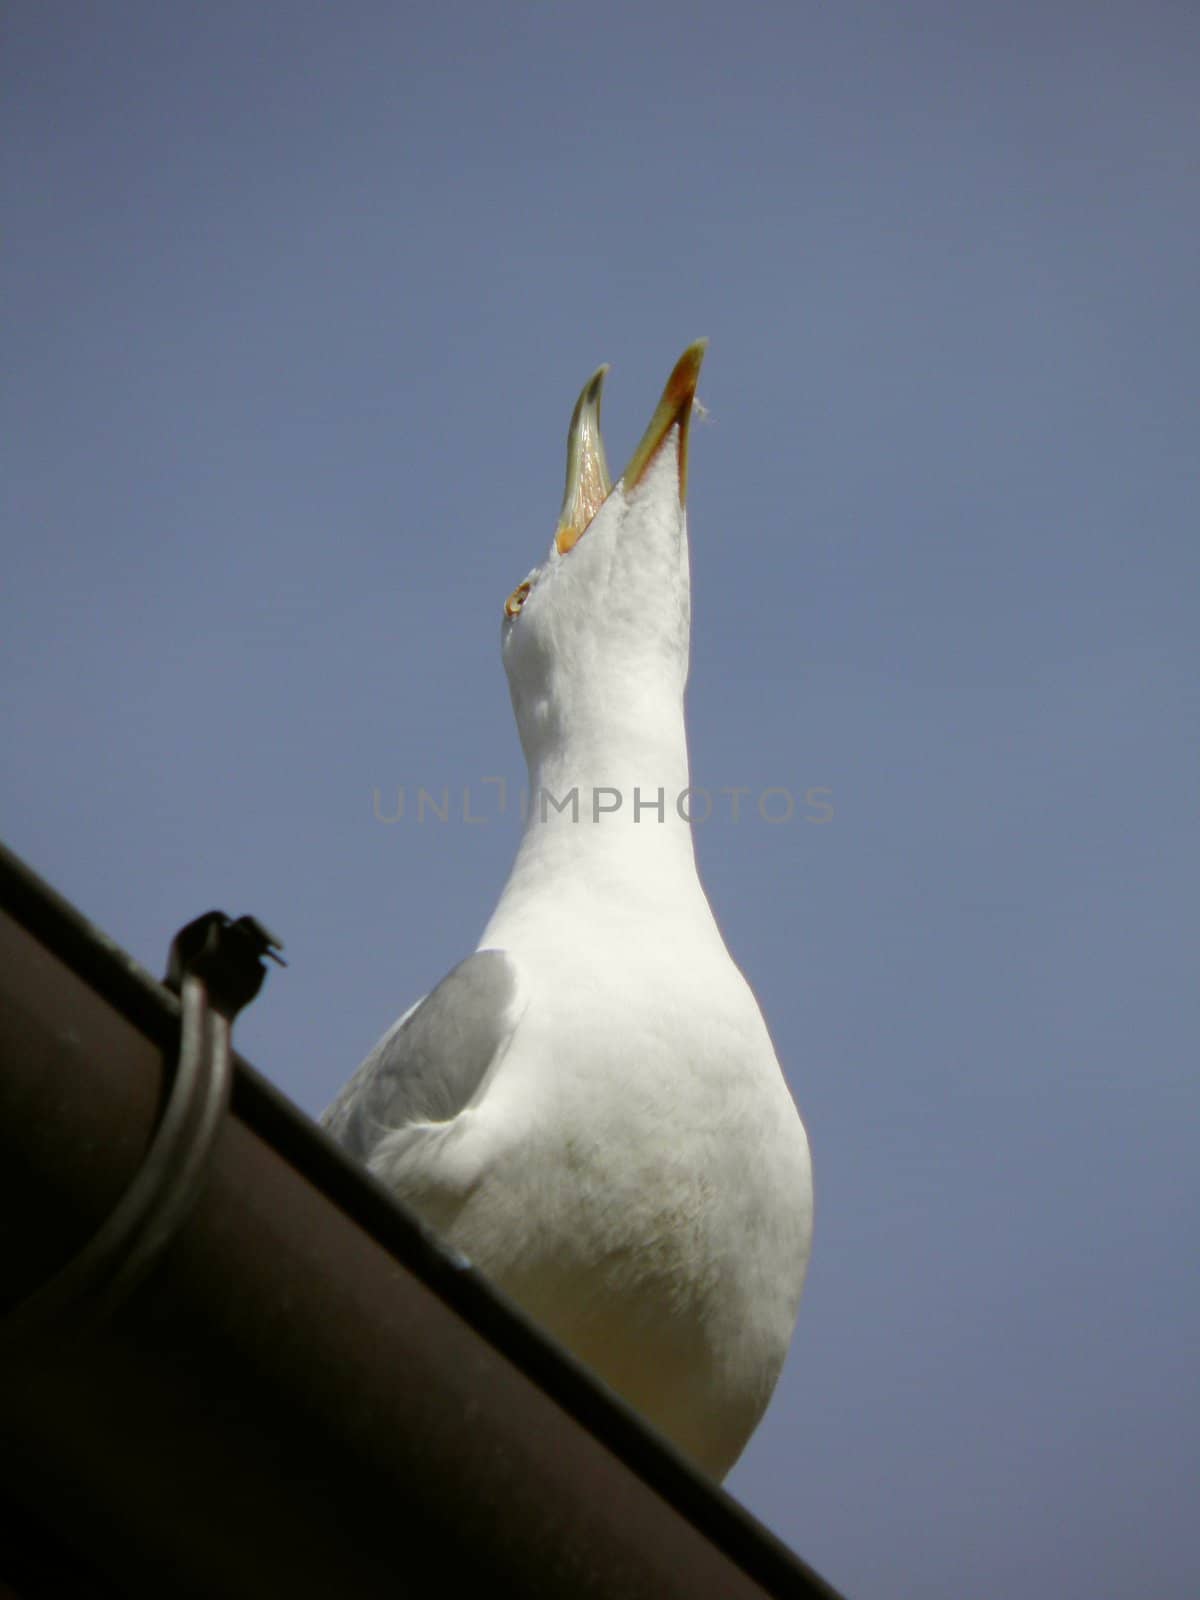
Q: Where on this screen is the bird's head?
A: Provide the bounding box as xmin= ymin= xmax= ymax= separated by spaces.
xmin=501 ymin=342 xmax=707 ymax=772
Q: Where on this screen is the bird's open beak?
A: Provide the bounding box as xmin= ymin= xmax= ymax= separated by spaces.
xmin=555 ymin=341 xmax=708 ymax=557
xmin=555 ymin=366 xmax=612 ymax=556
xmin=621 ymin=339 xmax=708 ymax=507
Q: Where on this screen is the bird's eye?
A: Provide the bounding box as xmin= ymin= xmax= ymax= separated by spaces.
xmin=505 ymin=581 xmax=532 ymax=618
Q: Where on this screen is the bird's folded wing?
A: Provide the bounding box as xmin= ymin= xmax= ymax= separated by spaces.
xmin=321 ymin=949 xmax=522 ymax=1162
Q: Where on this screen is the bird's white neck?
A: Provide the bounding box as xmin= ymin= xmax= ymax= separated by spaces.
xmin=487 ymin=439 xmax=713 ymax=949
xmin=525 ymin=685 xmax=692 ymax=816
xmin=480 ymin=683 xmax=716 ymax=950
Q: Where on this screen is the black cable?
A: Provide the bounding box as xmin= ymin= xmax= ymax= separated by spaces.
xmin=0 ymin=911 xmax=282 ymax=1345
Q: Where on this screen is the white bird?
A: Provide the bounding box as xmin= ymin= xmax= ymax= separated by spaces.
xmin=324 ymin=343 xmax=813 ymax=1479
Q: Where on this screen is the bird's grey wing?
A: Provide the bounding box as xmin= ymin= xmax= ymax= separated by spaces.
xmin=321 ymin=949 xmax=522 ymax=1163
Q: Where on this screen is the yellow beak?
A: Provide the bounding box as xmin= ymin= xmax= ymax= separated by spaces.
xmin=555 ymin=340 xmax=708 ymax=557
xmin=555 ymin=365 xmax=612 ymax=556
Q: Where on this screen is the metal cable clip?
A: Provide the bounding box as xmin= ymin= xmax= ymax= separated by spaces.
xmin=2 ymin=912 xmax=283 ymax=1343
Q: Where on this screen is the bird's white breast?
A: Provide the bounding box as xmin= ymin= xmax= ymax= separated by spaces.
xmin=382 ymin=916 xmax=813 ymax=1478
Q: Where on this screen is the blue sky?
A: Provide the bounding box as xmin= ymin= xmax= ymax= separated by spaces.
xmin=4 ymin=4 xmax=1197 ymax=1594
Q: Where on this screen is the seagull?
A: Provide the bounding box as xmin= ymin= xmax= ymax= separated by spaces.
xmin=324 ymin=343 xmax=813 ymax=1479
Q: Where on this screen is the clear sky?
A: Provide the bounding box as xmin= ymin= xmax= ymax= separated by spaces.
xmin=4 ymin=4 xmax=1197 ymax=1594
